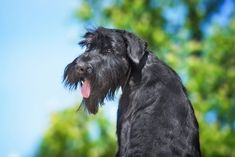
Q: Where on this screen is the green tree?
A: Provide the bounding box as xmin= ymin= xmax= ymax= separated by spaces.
xmin=187 ymin=21 xmax=235 ymax=156
xmin=36 ymin=105 xmax=116 ymax=157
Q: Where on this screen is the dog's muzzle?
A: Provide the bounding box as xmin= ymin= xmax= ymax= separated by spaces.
xmin=75 ymin=62 xmax=93 ymax=76
xmin=74 ymin=61 xmax=93 ymax=98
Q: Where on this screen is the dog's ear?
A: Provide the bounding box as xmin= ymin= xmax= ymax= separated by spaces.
xmin=123 ymin=31 xmax=147 ymax=64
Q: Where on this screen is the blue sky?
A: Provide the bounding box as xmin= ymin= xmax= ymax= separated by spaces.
xmin=0 ymin=0 xmax=118 ymax=156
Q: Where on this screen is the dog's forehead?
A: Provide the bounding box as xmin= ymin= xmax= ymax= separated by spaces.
xmin=80 ymin=28 xmax=124 ymax=48
xmin=89 ymin=28 xmax=121 ymax=42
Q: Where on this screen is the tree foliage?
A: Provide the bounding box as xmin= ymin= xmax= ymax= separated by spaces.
xmin=37 ymin=0 xmax=235 ymax=156
xmin=36 ymin=106 xmax=116 ymax=157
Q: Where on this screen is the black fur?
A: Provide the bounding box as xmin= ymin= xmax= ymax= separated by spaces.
xmin=63 ymin=27 xmax=201 ymax=157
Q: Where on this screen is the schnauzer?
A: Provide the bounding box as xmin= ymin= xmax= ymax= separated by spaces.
xmin=63 ymin=27 xmax=201 ymax=157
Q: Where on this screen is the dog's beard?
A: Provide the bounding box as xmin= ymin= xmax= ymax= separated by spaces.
xmin=63 ymin=69 xmax=121 ymax=114
xmin=63 ymin=64 xmax=79 ymax=90
xmin=81 ymin=75 xmax=120 ymax=114
xmin=63 ymin=58 xmax=129 ymax=114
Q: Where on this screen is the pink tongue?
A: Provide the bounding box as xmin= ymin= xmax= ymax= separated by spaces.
xmin=81 ymin=79 xmax=91 ymax=98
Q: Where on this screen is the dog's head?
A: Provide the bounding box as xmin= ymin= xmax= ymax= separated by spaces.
xmin=63 ymin=27 xmax=147 ymax=114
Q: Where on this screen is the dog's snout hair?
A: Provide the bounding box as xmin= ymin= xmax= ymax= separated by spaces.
xmin=74 ymin=61 xmax=92 ymax=75
xmin=64 ymin=27 xmax=201 ymax=156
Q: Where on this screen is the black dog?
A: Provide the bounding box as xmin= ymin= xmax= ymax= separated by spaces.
xmin=63 ymin=27 xmax=201 ymax=157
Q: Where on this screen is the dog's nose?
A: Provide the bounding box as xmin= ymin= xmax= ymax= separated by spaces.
xmin=75 ymin=63 xmax=92 ymax=75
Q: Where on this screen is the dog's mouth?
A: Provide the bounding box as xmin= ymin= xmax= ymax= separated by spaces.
xmin=80 ymin=78 xmax=91 ymax=98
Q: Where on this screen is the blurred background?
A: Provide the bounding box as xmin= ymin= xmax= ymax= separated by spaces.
xmin=1 ymin=0 xmax=235 ymax=156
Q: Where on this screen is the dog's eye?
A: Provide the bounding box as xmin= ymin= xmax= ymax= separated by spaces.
xmin=105 ymin=49 xmax=112 ymax=53
xmin=86 ymin=43 xmax=92 ymax=50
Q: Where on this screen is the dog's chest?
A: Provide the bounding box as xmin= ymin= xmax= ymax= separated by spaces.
xmin=117 ymin=88 xmax=140 ymax=154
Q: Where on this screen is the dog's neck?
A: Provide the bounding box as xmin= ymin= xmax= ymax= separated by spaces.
xmin=122 ymin=65 xmax=132 ymax=91
xmin=122 ymin=51 xmax=149 ymax=90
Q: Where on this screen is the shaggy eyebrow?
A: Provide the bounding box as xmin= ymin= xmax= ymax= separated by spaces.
xmin=78 ymin=32 xmax=96 ymax=47
xmin=78 ymin=39 xmax=88 ymax=47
